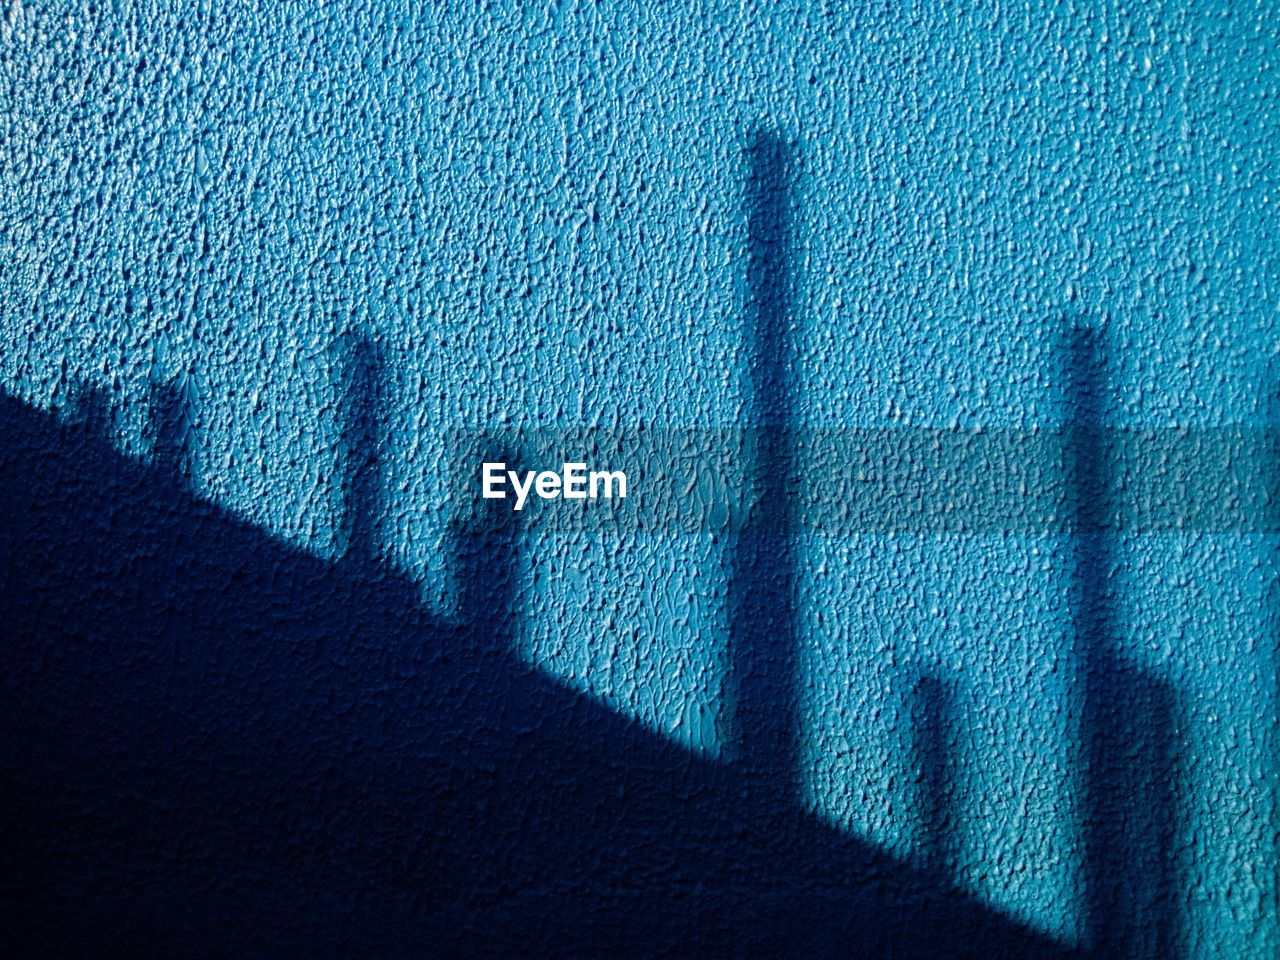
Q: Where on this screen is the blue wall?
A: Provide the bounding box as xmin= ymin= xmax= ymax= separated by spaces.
xmin=2 ymin=1 xmax=1277 ymax=956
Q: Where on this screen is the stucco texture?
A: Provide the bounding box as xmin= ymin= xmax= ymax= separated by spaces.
xmin=1 ymin=1 xmax=1277 ymax=957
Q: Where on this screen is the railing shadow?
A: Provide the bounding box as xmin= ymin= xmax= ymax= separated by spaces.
xmin=0 ymin=371 xmax=1080 ymax=959
xmin=0 ymin=135 xmax=1100 ymax=958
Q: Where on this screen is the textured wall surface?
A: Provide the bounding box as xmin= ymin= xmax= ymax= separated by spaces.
xmin=1 ymin=1 xmax=1278 ymax=957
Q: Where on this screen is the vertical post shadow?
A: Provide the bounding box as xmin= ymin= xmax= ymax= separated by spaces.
xmin=65 ymin=378 xmax=120 ymax=490
xmin=911 ymin=671 xmax=957 ymax=874
xmin=730 ymin=129 xmax=800 ymax=813
xmin=68 ymin=379 xmax=112 ymax=442
xmin=149 ymin=373 xmax=198 ymax=488
xmin=450 ymin=435 xmax=522 ymax=661
xmin=328 ymin=333 xmax=522 ymax=658
xmin=1262 ymin=364 xmax=1280 ymax=959
xmin=339 ymin=333 xmax=386 ymax=567
xmin=1068 ymin=324 xmax=1183 ymax=960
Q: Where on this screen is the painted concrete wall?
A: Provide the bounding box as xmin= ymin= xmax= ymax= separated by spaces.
xmin=2 ymin=1 xmax=1277 ymax=956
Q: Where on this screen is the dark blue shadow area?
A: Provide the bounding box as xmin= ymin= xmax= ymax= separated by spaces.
xmin=0 ymin=134 xmax=1104 ymax=958
xmin=0 ymin=376 xmax=1082 ymax=960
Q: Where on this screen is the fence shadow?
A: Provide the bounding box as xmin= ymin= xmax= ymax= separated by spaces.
xmin=0 ymin=136 xmax=1141 ymax=959
xmin=0 ymin=371 xmax=1081 ymax=960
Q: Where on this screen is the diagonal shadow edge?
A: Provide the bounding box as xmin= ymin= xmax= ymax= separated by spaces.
xmin=0 ymin=136 xmax=1083 ymax=958
xmin=0 ymin=386 xmax=1081 ymax=958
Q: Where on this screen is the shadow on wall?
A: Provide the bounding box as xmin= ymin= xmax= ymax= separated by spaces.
xmin=910 ymin=671 xmax=958 ymax=876
xmin=728 ymin=130 xmax=801 ymax=814
xmin=0 ymin=133 xmax=1183 ymax=958
xmin=1067 ymin=326 xmax=1184 ymax=960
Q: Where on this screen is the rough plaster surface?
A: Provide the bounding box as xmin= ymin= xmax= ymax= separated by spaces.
xmin=1 ymin=1 xmax=1278 ymax=957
